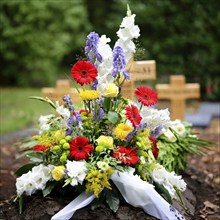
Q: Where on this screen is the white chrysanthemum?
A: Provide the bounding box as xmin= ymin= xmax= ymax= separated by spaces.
xmin=16 ymin=164 xmax=53 ymax=196
xmin=151 ymin=164 xmax=186 ymax=198
xmin=66 ymin=160 xmax=87 ymax=186
xmin=140 ymin=107 xmax=171 ymax=130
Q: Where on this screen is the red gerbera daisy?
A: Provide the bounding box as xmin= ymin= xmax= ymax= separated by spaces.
xmin=113 ymin=146 xmax=139 ymax=165
xmin=70 ymin=136 xmax=93 ymax=160
xmin=71 ymin=61 xmax=98 ymax=86
xmin=134 ymin=86 xmax=158 ymax=106
xmin=125 ymin=104 xmax=142 ymax=127
xmin=33 ymin=145 xmax=50 ymax=152
xmin=149 ymin=134 xmax=159 ymax=159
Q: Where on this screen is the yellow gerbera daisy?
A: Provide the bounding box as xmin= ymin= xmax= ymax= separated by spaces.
xmin=114 ymin=123 xmax=133 ymax=140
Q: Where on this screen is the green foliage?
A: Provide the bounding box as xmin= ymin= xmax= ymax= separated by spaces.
xmin=157 ymin=122 xmax=213 ymax=173
xmin=1 ymin=0 xmax=90 ymax=87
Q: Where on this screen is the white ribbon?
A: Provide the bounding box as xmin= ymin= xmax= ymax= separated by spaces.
xmin=51 ymin=191 xmax=95 ymax=220
xmin=51 ymin=171 xmax=185 ymax=220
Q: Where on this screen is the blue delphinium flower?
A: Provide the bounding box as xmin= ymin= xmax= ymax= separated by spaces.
xmin=75 ymin=111 xmax=82 ymax=124
xmin=93 ymin=108 xmax=105 ymax=121
xmin=63 ymin=95 xmax=74 ymax=112
xmin=85 ymin=32 xmax=102 ymax=63
xmin=112 ymin=46 xmax=130 ymax=80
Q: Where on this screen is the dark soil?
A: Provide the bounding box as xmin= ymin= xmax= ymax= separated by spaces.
xmin=0 ymin=119 xmax=219 ymax=220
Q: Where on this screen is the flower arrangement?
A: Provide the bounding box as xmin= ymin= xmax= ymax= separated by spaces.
xmin=15 ymin=6 xmax=211 ymax=220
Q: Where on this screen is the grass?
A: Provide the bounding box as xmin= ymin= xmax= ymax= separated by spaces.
xmin=0 ymin=88 xmax=55 ymax=134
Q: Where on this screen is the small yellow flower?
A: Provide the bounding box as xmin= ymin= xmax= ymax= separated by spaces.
xmin=79 ymin=90 xmax=100 ymax=100
xmin=96 ymin=136 xmax=114 ymax=149
xmin=104 ymin=83 xmax=119 ymax=98
xmin=52 ymin=166 xmax=65 ymax=181
xmin=85 ymin=168 xmax=114 ymax=197
xmin=114 ymin=123 xmax=133 ymax=140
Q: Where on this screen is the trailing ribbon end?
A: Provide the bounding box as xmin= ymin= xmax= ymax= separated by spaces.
xmin=110 ymin=171 xmax=185 ymax=220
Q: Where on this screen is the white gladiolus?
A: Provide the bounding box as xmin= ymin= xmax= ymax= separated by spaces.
xmin=16 ymin=164 xmax=53 ymax=196
xmin=115 ymin=13 xmax=140 ymax=62
xmin=66 ymin=160 xmax=87 ymax=186
xmin=116 ymin=14 xmax=140 ymax=41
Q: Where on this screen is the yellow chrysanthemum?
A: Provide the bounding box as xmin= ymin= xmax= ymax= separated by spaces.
xmin=79 ymin=90 xmax=100 ymax=101
xmin=52 ymin=166 xmax=65 ymax=181
xmin=114 ymin=123 xmax=133 ymax=140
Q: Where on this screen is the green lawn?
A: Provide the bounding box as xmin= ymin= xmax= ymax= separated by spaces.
xmin=0 ymin=88 xmax=55 ymax=134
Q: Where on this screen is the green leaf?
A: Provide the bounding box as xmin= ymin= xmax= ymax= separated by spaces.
xmin=29 ymin=96 xmax=56 ymax=109
xmin=106 ymin=189 xmax=120 ymax=213
xmin=43 ymin=182 xmax=56 ymax=197
xmin=19 ymin=139 xmax=38 ymax=149
xmin=103 ymin=98 xmax=111 ymax=111
xmin=154 ymin=181 xmax=172 ymax=204
xmin=91 ymin=190 xmax=106 ymax=210
xmin=108 ymin=111 xmax=119 ymax=124
xmin=26 ymin=152 xmax=44 ymax=162
xmin=15 ymin=163 xmax=36 ymax=177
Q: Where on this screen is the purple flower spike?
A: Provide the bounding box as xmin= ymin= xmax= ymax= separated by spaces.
xmin=150 ymin=125 xmax=163 ymax=138
xmin=85 ymin=32 xmax=102 ymax=63
xmin=112 ymin=46 xmax=129 ymax=80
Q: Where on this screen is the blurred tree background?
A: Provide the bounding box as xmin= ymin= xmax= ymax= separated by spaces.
xmin=1 ymin=0 xmax=220 ymax=100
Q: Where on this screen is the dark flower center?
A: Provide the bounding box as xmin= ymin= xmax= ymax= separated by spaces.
xmin=81 ymin=70 xmax=87 ymax=76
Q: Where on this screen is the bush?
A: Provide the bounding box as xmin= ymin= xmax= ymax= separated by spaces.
xmin=1 ymin=0 xmax=90 ymax=87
